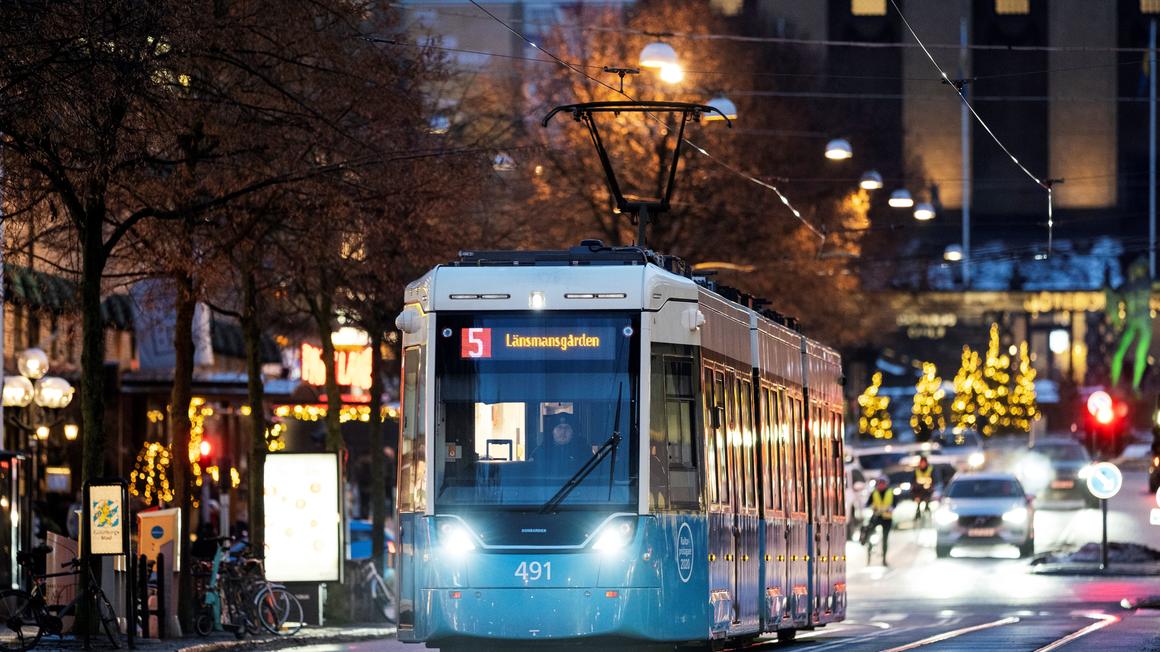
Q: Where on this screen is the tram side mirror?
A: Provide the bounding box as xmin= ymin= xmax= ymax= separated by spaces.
xmin=711 ymin=407 xmax=724 ymax=430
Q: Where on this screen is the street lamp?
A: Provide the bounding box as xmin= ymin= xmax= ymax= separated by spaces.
xmin=888 ymin=189 xmax=914 ymax=208
xmin=825 ymin=139 xmax=853 ymax=160
xmin=639 ymin=40 xmax=683 ymax=85
xmin=703 ymin=95 xmax=737 ymax=122
xmin=860 ymin=170 xmax=884 ymax=190
xmin=913 ymin=202 xmax=936 ymax=221
xmin=3 ymin=348 xmax=77 ymax=497
xmin=944 ymin=244 xmax=964 ymax=262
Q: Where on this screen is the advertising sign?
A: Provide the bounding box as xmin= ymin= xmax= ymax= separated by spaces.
xmin=138 ymin=508 xmax=181 ymax=570
xmin=264 ymin=453 xmax=341 ymax=582
xmin=85 ymin=482 xmax=127 ymax=556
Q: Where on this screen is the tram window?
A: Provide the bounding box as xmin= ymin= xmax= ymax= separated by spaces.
xmin=714 ymin=371 xmax=729 ymax=506
xmin=794 ymin=397 xmax=806 ymax=514
xmin=761 ymin=388 xmax=774 ymax=513
xmin=399 ymin=346 xmax=426 ymax=513
xmin=649 ymin=351 xmax=700 ymax=510
xmin=703 ymin=367 xmax=719 ymax=505
xmin=740 ymin=379 xmax=755 ymax=509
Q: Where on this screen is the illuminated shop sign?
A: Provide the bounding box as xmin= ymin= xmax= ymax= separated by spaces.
xmin=301 ymin=342 xmax=372 ymax=390
xmin=459 ymin=326 xmax=624 ymax=360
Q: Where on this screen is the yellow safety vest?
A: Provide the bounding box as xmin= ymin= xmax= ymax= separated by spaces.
xmin=871 ymin=489 xmax=894 ymax=517
xmin=915 ymin=465 xmax=933 ymax=489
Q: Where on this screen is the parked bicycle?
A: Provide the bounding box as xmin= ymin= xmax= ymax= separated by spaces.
xmin=0 ymin=546 xmax=119 ymax=651
xmin=194 ymin=538 xmax=303 ymax=638
xmin=351 ymin=558 xmax=396 ymax=623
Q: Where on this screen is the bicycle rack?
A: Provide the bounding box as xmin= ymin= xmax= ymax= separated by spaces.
xmin=135 ymin=553 xmax=166 ymax=639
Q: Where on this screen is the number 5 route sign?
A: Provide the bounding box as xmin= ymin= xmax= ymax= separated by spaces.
xmin=1085 ymin=462 xmax=1123 ymax=500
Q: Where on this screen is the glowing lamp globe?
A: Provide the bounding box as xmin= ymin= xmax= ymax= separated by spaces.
xmin=34 ymin=376 xmax=74 ymax=409
xmin=913 ymin=202 xmax=936 ymax=221
xmin=2 ymin=375 xmax=34 ymax=408
xmin=17 ymin=348 xmax=49 ymax=380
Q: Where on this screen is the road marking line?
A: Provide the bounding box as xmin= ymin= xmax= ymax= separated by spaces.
xmin=878 ymin=616 xmax=1020 ymax=652
xmin=1032 ymin=613 xmax=1119 ymax=652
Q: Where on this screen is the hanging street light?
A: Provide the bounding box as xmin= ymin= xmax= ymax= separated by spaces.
xmin=639 ymin=41 xmax=679 ymax=69
xmin=944 ymin=244 xmax=964 ymax=262
xmin=658 ymin=63 xmax=684 ymax=84
xmin=825 ymin=138 xmax=853 ymax=160
xmin=913 ymin=202 xmax=936 ymax=221
xmin=703 ymin=95 xmax=737 ymax=121
xmin=888 ymin=188 xmax=914 ymax=208
xmin=860 ymin=170 xmax=884 ymax=190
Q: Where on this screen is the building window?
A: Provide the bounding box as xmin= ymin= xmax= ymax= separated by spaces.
xmin=995 ymin=0 xmax=1030 ymax=15
xmin=851 ymin=0 xmax=886 ymax=16
xmin=1144 ymin=0 xmax=1160 ymax=14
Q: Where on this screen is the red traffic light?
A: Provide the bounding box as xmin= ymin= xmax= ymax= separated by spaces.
xmin=199 ymin=440 xmax=212 ymax=459
xmin=1087 ymin=391 xmax=1114 ymax=425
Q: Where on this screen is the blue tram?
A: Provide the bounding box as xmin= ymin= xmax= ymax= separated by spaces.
xmin=393 ymin=242 xmax=846 ymax=648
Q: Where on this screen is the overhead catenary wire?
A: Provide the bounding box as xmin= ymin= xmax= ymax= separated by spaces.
xmin=464 ymin=0 xmax=822 ymax=241
xmin=888 ymin=0 xmax=1056 ymax=257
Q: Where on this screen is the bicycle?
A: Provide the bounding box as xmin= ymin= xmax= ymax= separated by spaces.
xmin=0 ymin=546 xmax=120 ymax=651
xmin=351 ymin=558 xmax=396 ymax=623
xmin=194 ymin=539 xmax=303 ymax=637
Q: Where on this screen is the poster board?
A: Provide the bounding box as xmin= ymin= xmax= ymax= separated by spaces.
xmin=138 ymin=508 xmax=181 ymax=571
xmin=84 ymin=481 xmax=128 ymax=557
xmin=264 ymin=453 xmax=341 ymax=582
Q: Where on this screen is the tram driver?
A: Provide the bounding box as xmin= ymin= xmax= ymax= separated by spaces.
xmin=530 ymin=413 xmax=590 ymax=474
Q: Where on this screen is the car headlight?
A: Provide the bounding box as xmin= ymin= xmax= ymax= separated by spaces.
xmin=592 ymin=518 xmax=636 ymax=553
xmin=900 ymin=482 xmax=912 ymax=491
xmin=967 ymin=452 xmax=985 ymax=469
xmin=1002 ymin=507 xmax=1028 ymax=525
xmin=934 ymin=508 xmax=958 ymax=527
xmin=439 ymin=522 xmax=476 ymax=555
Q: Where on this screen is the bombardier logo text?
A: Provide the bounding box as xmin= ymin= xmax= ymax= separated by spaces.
xmin=504 ymin=333 xmax=601 ymax=351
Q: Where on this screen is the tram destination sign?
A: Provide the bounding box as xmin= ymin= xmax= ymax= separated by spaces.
xmin=459 ymin=325 xmax=627 ymax=361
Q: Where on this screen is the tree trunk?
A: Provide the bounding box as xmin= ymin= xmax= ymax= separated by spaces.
xmin=369 ymin=326 xmax=386 ymax=563
xmin=171 ymin=272 xmax=197 ymax=631
xmin=79 ymin=216 xmax=107 ymax=485
xmin=242 ymin=270 xmax=266 ymax=556
xmin=313 ymin=292 xmax=343 ymax=453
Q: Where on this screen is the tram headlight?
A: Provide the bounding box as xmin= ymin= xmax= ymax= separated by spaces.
xmin=934 ymin=507 xmax=958 ymax=528
xmin=967 ymin=452 xmax=985 ymax=469
xmin=439 ymin=522 xmax=476 ymax=555
xmin=592 ymin=518 xmax=636 ymax=554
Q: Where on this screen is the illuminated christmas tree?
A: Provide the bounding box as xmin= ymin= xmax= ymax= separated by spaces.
xmin=977 ymin=323 xmax=1012 ymax=436
xmin=910 ymin=362 xmax=946 ymax=441
xmin=951 ymin=345 xmax=982 ymax=440
xmin=858 ymin=371 xmax=893 ymax=440
xmin=1008 ymin=340 xmax=1040 ymax=433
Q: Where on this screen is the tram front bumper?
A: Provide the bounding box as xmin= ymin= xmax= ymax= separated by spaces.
xmin=416 ymin=587 xmax=665 ymax=642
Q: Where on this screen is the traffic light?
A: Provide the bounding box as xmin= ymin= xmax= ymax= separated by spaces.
xmin=199 ymin=439 xmax=214 ymax=465
xmin=1083 ymin=390 xmax=1128 ymax=459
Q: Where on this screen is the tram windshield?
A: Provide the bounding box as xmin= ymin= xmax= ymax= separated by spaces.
xmin=434 ymin=311 xmax=639 ymax=510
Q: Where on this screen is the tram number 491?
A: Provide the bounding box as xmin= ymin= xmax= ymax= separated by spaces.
xmin=514 ymin=561 xmax=552 ymax=582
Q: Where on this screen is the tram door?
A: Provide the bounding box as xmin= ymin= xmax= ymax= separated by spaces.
xmin=706 ymin=368 xmax=734 ymax=629
xmin=723 ymin=373 xmax=741 ymax=623
xmin=810 ymin=404 xmax=832 ymax=621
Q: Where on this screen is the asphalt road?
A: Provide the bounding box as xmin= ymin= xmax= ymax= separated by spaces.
xmin=301 ymin=470 xmax=1160 ymax=651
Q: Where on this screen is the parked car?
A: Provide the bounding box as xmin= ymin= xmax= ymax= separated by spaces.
xmin=934 ymin=472 xmax=1035 ymax=558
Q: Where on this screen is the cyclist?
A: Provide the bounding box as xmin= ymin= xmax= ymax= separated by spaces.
xmin=912 ymin=455 xmax=935 ymax=523
xmin=864 ymin=477 xmax=894 ymax=566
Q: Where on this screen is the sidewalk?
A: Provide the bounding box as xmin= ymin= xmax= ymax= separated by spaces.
xmin=121 ymin=624 xmax=396 ymax=652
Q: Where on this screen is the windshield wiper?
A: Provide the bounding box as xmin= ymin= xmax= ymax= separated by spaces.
xmin=540 ymin=385 xmax=623 ymax=514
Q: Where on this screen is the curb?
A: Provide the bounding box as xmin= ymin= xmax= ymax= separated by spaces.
xmin=1030 ymin=563 xmax=1160 ymax=577
xmin=174 ymin=627 xmax=396 ymax=652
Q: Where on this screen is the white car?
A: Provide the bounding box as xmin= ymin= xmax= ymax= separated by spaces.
xmin=934 ymin=472 xmax=1035 ymax=559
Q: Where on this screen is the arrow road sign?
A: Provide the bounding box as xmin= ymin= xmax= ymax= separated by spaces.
xmin=1086 ymin=462 xmax=1123 ymax=500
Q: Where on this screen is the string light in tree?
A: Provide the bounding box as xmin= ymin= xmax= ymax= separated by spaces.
xmin=129 ymin=441 xmax=174 ymax=506
xmin=1009 ymin=340 xmax=1041 ymax=433
xmin=857 ymin=371 xmax=893 ymax=440
xmin=910 ymin=362 xmax=946 ymax=441
xmin=951 ymin=345 xmax=982 ymax=441
xmin=977 ymin=323 xmax=1012 ymax=437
